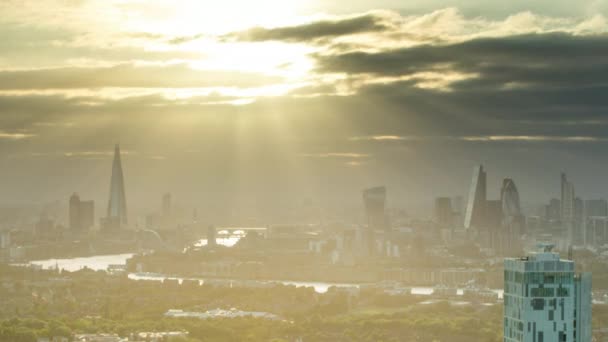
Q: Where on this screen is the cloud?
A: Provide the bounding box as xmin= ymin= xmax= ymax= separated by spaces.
xmin=0 ymin=132 xmax=36 ymax=140
xmin=224 ymin=12 xmax=391 ymax=42
xmin=0 ymin=63 xmax=283 ymax=89
xmin=300 ymin=152 xmax=371 ymax=158
xmin=350 ymin=135 xmax=408 ymax=141
xmin=351 ymin=135 xmax=608 ymax=143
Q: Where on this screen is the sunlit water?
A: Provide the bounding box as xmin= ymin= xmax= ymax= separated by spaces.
xmin=29 ymin=253 xmax=134 ymax=272
xmin=27 ymin=253 xmax=504 ymax=297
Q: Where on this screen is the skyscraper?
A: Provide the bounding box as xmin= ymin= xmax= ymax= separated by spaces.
xmin=504 ymin=244 xmax=591 ymax=342
xmin=561 ymin=173 xmax=577 ymax=245
xmin=162 ymin=193 xmax=172 ymax=218
xmin=501 ymin=179 xmax=524 ymax=230
xmin=464 ymin=165 xmax=486 ymax=229
xmin=583 ymin=199 xmax=608 ymax=218
xmin=362 ymin=186 xmax=387 ymax=256
xmin=499 ymin=178 xmax=524 ymax=255
xmin=69 ymin=193 xmax=94 ymax=232
xmin=105 ymin=144 xmax=128 ymax=229
xmin=561 ymin=173 xmax=575 ymax=223
xmin=434 ymin=197 xmax=453 ymax=227
xmin=363 ymin=186 xmax=387 ymax=232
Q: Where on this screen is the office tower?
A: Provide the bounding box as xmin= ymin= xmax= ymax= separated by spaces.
xmin=499 ymin=178 xmax=524 ymax=254
xmin=363 ymin=186 xmax=387 ymax=232
xmin=504 ymin=244 xmax=591 ymax=342
xmin=561 ymin=173 xmax=576 ymax=245
xmin=434 ymin=197 xmax=453 ymax=227
xmin=464 ymin=165 xmax=486 ymax=229
xmin=546 ymin=198 xmax=561 ymax=221
xmin=105 ymin=144 xmax=128 ymax=228
xmin=451 ymin=196 xmax=464 ymax=215
xmin=501 ymin=179 xmax=524 ymax=230
xmin=584 ymin=199 xmax=608 ymax=218
xmin=561 ymin=173 xmax=575 ymax=223
xmin=69 ymin=193 xmax=95 ymax=232
xmin=162 ymin=193 xmax=172 ymax=218
xmin=582 ymin=200 xmax=607 ymax=246
xmin=501 ymin=179 xmax=522 ymax=220
xmin=485 ymin=200 xmax=503 ymax=228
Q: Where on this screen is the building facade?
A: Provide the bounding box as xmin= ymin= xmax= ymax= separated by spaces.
xmin=69 ymin=193 xmax=94 ymax=232
xmin=465 ymin=165 xmax=487 ymax=229
xmin=102 ymin=144 xmax=128 ymax=230
xmin=504 ymin=244 xmax=591 ymax=342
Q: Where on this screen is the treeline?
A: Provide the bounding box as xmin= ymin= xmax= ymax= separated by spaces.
xmin=0 ymin=302 xmax=502 ymax=342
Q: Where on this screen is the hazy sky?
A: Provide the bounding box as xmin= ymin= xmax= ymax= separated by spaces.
xmin=2 ymin=0 xmax=608 ymax=214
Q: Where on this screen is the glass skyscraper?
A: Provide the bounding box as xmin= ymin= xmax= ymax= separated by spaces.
xmin=465 ymin=164 xmax=486 ymax=229
xmin=504 ymin=244 xmax=591 ymax=342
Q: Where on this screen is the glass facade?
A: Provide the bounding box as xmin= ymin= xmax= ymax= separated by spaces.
xmin=504 ymin=245 xmax=591 ymax=342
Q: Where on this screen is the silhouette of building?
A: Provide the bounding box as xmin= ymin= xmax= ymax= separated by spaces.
xmin=584 ymin=199 xmax=608 ymax=218
xmin=561 ymin=173 xmax=575 ymax=221
xmin=69 ymin=193 xmax=94 ymax=232
xmin=102 ymin=144 xmax=128 ymax=230
xmin=498 ymin=178 xmax=524 ymax=254
xmin=545 ymin=198 xmax=561 ymax=221
xmin=363 ymin=186 xmax=387 ymax=232
xmin=504 ymin=244 xmax=591 ymax=342
xmin=582 ymin=199 xmax=608 ymax=246
xmin=501 ymin=179 xmax=524 ymax=230
xmin=162 ymin=193 xmax=171 ymax=218
xmin=434 ymin=197 xmax=453 ymax=227
xmin=464 ymin=165 xmax=486 ymax=229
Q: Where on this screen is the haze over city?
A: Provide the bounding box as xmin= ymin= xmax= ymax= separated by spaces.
xmin=3 ymin=1 xmax=608 ymax=212
xmin=1 ymin=1 xmax=608 ymax=342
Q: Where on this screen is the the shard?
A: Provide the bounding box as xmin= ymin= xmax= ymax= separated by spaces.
xmin=107 ymin=144 xmax=128 ymax=226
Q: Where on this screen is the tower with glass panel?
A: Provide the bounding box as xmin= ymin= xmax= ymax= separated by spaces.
xmin=504 ymin=244 xmax=591 ymax=342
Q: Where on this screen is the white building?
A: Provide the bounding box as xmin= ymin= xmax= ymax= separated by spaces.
xmin=504 ymin=244 xmax=591 ymax=342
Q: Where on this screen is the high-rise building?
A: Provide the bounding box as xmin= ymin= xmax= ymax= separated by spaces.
xmin=69 ymin=193 xmax=94 ymax=232
xmin=104 ymin=144 xmax=128 ymax=229
xmin=561 ymin=173 xmax=575 ymax=223
xmin=434 ymin=197 xmax=453 ymax=227
xmin=582 ymin=200 xmax=608 ymax=246
xmin=561 ymin=173 xmax=576 ymax=245
xmin=504 ymin=244 xmax=591 ymax=342
xmin=501 ymin=178 xmax=524 ymax=231
xmin=162 ymin=193 xmax=172 ymax=218
xmin=546 ymin=198 xmax=561 ymax=221
xmin=496 ymin=178 xmax=525 ymax=255
xmin=584 ymin=199 xmax=607 ymax=218
xmin=485 ymin=200 xmax=503 ymax=228
xmin=363 ymin=186 xmax=387 ymax=232
xmin=464 ymin=165 xmax=486 ymax=229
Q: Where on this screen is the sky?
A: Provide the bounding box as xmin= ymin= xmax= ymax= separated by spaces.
xmin=2 ymin=0 xmax=608 ymax=216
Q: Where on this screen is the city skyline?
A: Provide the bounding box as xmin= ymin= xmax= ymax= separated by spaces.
xmin=2 ymin=1 xmax=608 ymax=207
xmin=0 ymin=2 xmax=604 ymax=341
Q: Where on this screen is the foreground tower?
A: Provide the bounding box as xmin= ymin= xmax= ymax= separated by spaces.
xmin=107 ymin=144 xmax=128 ymax=226
xmin=504 ymin=244 xmax=591 ymax=342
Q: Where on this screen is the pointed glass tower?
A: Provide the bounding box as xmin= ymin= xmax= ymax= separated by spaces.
xmin=107 ymin=144 xmax=128 ymax=225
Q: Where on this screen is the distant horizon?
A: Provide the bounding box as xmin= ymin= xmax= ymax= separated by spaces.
xmin=3 ymin=1 xmax=608 ymax=217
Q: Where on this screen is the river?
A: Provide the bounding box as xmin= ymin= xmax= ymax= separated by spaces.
xmin=26 ymin=253 xmax=503 ymax=297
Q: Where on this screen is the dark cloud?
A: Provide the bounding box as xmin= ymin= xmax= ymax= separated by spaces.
xmin=224 ymin=13 xmax=390 ymax=42
xmin=0 ymin=63 xmax=283 ymax=89
xmin=317 ymin=33 xmax=608 ymax=88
